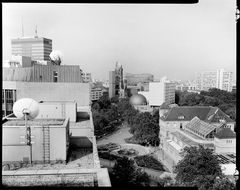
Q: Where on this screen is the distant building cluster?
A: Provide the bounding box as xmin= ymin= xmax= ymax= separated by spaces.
xmin=195 ymin=69 xmax=233 ymax=92
xmin=125 ymin=73 xmax=154 ymax=86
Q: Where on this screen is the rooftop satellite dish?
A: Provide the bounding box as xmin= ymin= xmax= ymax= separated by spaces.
xmin=13 ymin=98 xmax=39 ymax=120
xmin=49 ymin=50 xmax=63 ymax=65
xmin=13 ymin=98 xmax=39 ymax=166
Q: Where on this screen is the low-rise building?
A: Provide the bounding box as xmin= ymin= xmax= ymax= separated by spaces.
xmin=91 ymin=88 xmax=103 ymax=101
xmin=157 ymin=105 xmax=235 ymax=172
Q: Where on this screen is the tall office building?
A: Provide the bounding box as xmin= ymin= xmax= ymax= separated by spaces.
xmin=11 ymin=35 xmax=52 ymax=62
xmin=196 ymin=69 xmax=233 ymax=92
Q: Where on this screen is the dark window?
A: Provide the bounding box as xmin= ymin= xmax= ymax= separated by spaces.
xmin=53 ymin=71 xmax=58 ymax=82
xmin=39 ymin=75 xmax=42 ymax=81
xmin=180 ymin=123 xmax=182 ymax=129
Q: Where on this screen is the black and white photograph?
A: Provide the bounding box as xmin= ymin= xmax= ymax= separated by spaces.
xmin=2 ymin=0 xmax=238 ymax=188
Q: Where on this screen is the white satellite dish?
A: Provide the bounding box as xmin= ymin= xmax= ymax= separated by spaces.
xmin=49 ymin=50 xmax=63 ymax=65
xmin=13 ymin=98 xmax=39 ymax=120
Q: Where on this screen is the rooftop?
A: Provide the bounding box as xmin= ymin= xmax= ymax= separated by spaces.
xmin=14 ymin=148 xmax=94 ymax=171
xmin=3 ymin=118 xmax=65 ymax=126
xmin=214 ymin=128 xmax=236 ymax=139
xmin=161 ymin=106 xmax=234 ymax=123
xmin=185 ymin=117 xmax=216 ymax=137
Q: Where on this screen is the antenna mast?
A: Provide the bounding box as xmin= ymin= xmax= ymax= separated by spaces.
xmin=35 ymin=25 xmax=38 ymax=38
xmin=22 ymin=17 xmax=24 ymax=37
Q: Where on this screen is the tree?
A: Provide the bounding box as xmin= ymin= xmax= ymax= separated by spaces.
xmin=110 ymin=156 xmax=150 ymax=186
xmin=97 ymin=94 xmax=111 ymax=109
xmin=174 ymin=145 xmax=222 ymax=189
xmin=110 ymin=96 xmax=119 ymax=104
xmin=92 ymin=102 xmax=101 ymax=111
xmin=130 ymin=112 xmax=159 ymax=146
xmin=212 ymin=176 xmax=235 ymax=190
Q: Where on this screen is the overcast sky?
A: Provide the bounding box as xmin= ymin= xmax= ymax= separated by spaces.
xmin=2 ymin=1 xmax=236 ymax=81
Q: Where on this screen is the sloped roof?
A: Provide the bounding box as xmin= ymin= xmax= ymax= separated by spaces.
xmin=185 ymin=117 xmax=216 ymax=137
xmin=214 ymin=128 xmax=236 ymax=139
xmin=161 ymin=106 xmax=234 ymax=123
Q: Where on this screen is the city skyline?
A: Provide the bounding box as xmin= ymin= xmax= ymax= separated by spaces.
xmin=2 ymin=1 xmax=236 ymax=81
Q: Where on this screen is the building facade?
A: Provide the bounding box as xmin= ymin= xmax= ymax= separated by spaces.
xmin=2 ymin=81 xmax=91 ymax=117
xmin=81 ymin=72 xmax=92 ymax=83
xmin=108 ymin=62 xmax=126 ymax=99
xmin=11 ymin=37 xmax=52 ymax=62
xmin=91 ymin=88 xmax=103 ymax=101
xmin=3 ymin=64 xmax=83 ymax=83
xmin=138 ymin=77 xmax=176 ymax=107
xmin=125 ymin=73 xmax=154 ymax=86
xmin=3 ymin=55 xmax=32 ymax=68
xmin=2 ymin=118 xmax=70 ymax=164
xmin=196 ymin=69 xmax=233 ymax=92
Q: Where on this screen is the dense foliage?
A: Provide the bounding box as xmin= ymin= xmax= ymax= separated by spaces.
xmin=134 ymin=155 xmax=165 ymax=171
xmin=110 ymin=156 xmax=150 ymax=186
xmin=92 ymin=95 xmax=121 ymax=138
xmin=129 ymin=112 xmax=160 ymax=146
xmin=174 ymin=145 xmax=223 ymax=189
xmin=92 ymin=95 xmax=160 ymax=146
xmin=175 ymin=88 xmax=236 ymax=120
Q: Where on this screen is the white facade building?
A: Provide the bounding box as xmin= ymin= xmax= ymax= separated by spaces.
xmin=81 ymin=72 xmax=92 ymax=83
xmin=196 ymin=69 xmax=233 ymax=92
xmin=139 ymin=77 xmax=175 ymax=107
xmin=91 ymin=88 xmax=103 ymax=101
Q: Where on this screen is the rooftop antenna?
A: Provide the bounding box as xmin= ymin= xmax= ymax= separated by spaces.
xmin=34 ymin=25 xmax=38 ymax=38
xmin=22 ymin=17 xmax=24 ymax=37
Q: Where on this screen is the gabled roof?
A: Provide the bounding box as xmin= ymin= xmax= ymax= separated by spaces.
xmin=214 ymin=128 xmax=236 ymax=139
xmin=161 ymin=106 xmax=234 ymax=123
xmin=185 ymin=117 xmax=216 ymax=137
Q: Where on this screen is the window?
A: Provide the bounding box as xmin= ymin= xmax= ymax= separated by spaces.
xmin=53 ymin=71 xmax=58 ymax=82
xmin=180 ymin=123 xmax=183 ymax=129
xmin=178 ymin=116 xmax=185 ymax=119
xmin=39 ymin=75 xmax=42 ymax=81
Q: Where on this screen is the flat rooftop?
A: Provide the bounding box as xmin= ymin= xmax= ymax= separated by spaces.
xmin=70 ymin=119 xmax=92 ymax=128
xmin=16 ymin=148 xmax=94 ymax=170
xmin=3 ymin=119 xmax=65 ymax=126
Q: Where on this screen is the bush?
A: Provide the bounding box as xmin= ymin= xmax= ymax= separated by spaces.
xmin=124 ymin=137 xmax=142 ymax=145
xmin=97 ymin=143 xmax=120 ymax=152
xmin=98 ymin=152 xmax=121 ymax=161
xmin=134 ymin=155 xmax=165 ymax=171
xmin=117 ymin=148 xmax=138 ymax=157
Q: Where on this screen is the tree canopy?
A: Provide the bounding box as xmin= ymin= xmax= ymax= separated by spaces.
xmin=174 ymin=145 xmax=223 ymax=189
xmin=110 ymin=156 xmax=150 ymax=186
xmin=175 ymin=88 xmax=236 ymax=120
